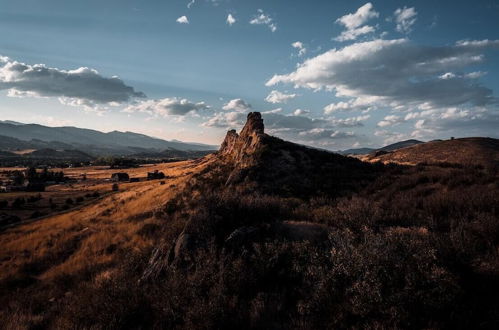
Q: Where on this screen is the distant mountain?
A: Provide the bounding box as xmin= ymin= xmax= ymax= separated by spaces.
xmin=0 ymin=122 xmax=217 ymax=156
xmin=338 ymin=147 xmax=376 ymax=155
xmin=26 ymin=148 xmax=94 ymax=161
xmin=365 ymin=137 xmax=499 ymax=168
xmin=379 ymin=139 xmax=423 ymax=152
xmin=338 ymin=139 xmax=423 ymax=156
xmin=0 ymin=135 xmax=75 ymax=151
xmin=0 ymin=120 xmax=25 ymax=125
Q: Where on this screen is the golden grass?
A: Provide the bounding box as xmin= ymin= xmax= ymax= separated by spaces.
xmin=0 ymin=156 xmax=216 ymax=283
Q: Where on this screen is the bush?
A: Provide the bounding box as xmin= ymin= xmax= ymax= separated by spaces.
xmin=12 ymin=197 xmax=25 ymax=209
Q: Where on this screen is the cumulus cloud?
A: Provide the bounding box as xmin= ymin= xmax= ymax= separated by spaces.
xmin=324 ymin=97 xmax=377 ymax=114
xmin=293 ymin=109 xmax=309 ymax=116
xmin=0 ymin=56 xmax=145 ymax=107
xmin=336 ymin=25 xmax=376 ymax=42
xmin=176 ymin=16 xmax=189 ymax=24
xmin=222 ymin=98 xmax=252 ymax=112
xmin=331 ymin=114 xmax=370 ymax=127
xmin=226 ymin=14 xmax=236 ymax=26
xmin=250 ymin=9 xmax=277 ymax=32
xmin=203 ymin=111 xmax=246 ymax=128
xmin=377 ymin=115 xmax=403 ymax=127
xmin=124 ymin=97 xmax=208 ymax=117
xmin=266 ymin=38 xmax=499 ymax=111
xmin=335 ymin=3 xmax=379 ymax=41
xmin=299 ymin=128 xmax=356 ymax=140
xmin=292 ymin=41 xmax=307 ymax=56
xmin=265 ymin=90 xmax=297 ymax=104
xmin=394 ymin=7 xmax=417 ymax=34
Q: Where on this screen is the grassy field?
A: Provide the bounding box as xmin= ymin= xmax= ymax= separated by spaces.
xmin=0 ymin=156 xmax=215 ymax=288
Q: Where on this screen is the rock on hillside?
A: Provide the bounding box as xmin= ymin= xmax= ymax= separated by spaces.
xmin=213 ymin=112 xmax=382 ymax=197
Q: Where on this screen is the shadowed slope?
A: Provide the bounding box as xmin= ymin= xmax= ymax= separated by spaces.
xmin=365 ymin=137 xmax=499 ymax=168
xmin=214 ymin=112 xmax=382 ymax=197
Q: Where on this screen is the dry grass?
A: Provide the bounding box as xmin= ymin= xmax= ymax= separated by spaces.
xmin=363 ymin=137 xmax=499 ymax=168
xmin=0 ymin=156 xmax=215 ymax=283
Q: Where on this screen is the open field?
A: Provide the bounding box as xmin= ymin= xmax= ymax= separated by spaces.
xmin=0 ymin=156 xmax=215 ymax=285
xmin=0 ymin=159 xmax=212 ymax=225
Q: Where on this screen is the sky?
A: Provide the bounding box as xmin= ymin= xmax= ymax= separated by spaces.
xmin=0 ymin=0 xmax=498 ymax=150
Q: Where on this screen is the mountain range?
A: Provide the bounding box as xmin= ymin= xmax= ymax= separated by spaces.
xmin=0 ymin=120 xmax=217 ymax=157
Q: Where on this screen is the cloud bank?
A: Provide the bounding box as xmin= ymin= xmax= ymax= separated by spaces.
xmin=125 ymin=97 xmax=208 ymax=117
xmin=0 ymin=56 xmax=145 ymax=107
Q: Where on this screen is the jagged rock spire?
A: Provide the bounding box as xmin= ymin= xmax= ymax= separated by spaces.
xmin=240 ymin=112 xmax=264 ymax=137
xmin=218 ymin=112 xmax=266 ymax=163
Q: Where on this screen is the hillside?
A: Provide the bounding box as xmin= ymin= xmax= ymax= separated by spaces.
xmin=211 ymin=112 xmax=381 ymax=197
xmin=0 ymin=122 xmax=216 ymax=155
xmin=0 ymin=113 xmax=498 ymax=329
xmin=365 ymin=137 xmax=499 ymax=167
xmin=339 ymin=139 xmax=423 ymax=155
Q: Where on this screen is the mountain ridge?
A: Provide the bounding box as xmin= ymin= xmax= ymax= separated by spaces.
xmin=0 ymin=121 xmax=217 ymax=156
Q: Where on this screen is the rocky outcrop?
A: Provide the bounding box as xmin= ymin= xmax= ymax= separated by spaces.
xmin=218 ymin=112 xmax=266 ymax=166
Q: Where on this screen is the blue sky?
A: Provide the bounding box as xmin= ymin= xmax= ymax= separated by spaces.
xmin=0 ymin=0 xmax=498 ymax=149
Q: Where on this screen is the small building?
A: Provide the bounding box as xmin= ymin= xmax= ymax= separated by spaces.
xmin=25 ymin=182 xmax=46 ymax=192
xmin=147 ymin=170 xmax=165 ymax=180
xmin=111 ymin=172 xmax=130 ymax=182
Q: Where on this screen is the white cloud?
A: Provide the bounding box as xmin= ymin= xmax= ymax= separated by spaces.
xmin=187 ymin=0 xmax=195 ymax=9
xmin=299 ymin=128 xmax=356 ymax=140
xmin=176 ymin=16 xmax=189 ymax=24
xmin=324 ymin=97 xmax=379 ymax=114
xmin=375 ymin=129 xmax=408 ymax=145
xmin=265 ymin=90 xmax=297 ymax=104
xmin=266 ymin=38 xmax=499 ymax=111
xmin=293 ymin=109 xmax=309 ymax=116
xmin=203 ymin=111 xmax=246 ymax=128
xmin=336 ymin=25 xmax=376 ymax=42
xmin=377 ymin=115 xmax=403 ymax=127
xmin=292 ymin=41 xmax=307 ymax=56
xmin=125 ymin=97 xmax=208 ymax=117
xmin=262 ymin=108 xmax=282 ymax=114
xmin=0 ymin=56 xmax=145 ymax=107
xmin=222 ymin=98 xmax=252 ymax=112
xmin=331 ymin=114 xmax=370 ymax=127
xmin=250 ymin=9 xmax=277 ymax=32
xmin=227 ymin=14 xmax=236 ymax=26
xmin=394 ymin=7 xmax=417 ymax=34
xmin=335 ymin=3 xmax=379 ymax=41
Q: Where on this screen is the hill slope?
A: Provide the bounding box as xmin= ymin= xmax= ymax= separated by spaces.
xmin=1 ymin=113 xmax=498 ymax=329
xmin=365 ymin=137 xmax=499 ymax=167
xmin=211 ymin=112 xmax=381 ymax=197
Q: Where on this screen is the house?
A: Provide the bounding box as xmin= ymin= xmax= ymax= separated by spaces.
xmin=111 ymin=172 xmax=130 ymax=182
xmin=147 ymin=170 xmax=165 ymax=180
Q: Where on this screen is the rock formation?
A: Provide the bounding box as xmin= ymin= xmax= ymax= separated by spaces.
xmin=218 ymin=112 xmax=266 ymax=166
